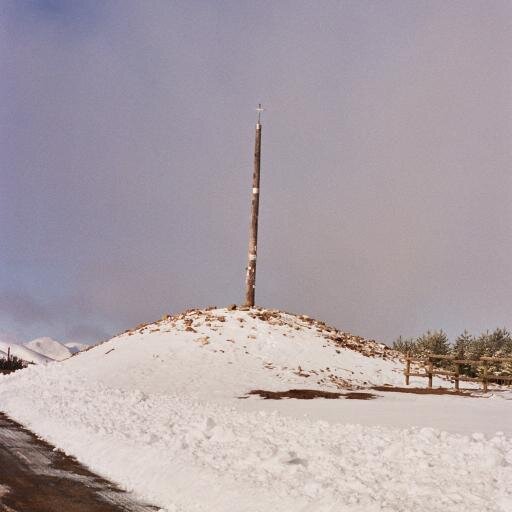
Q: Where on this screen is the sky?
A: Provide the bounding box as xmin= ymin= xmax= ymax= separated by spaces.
xmin=1 ymin=0 xmax=511 ymax=345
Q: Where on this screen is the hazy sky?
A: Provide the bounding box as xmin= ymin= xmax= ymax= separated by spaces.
xmin=1 ymin=0 xmax=511 ymax=345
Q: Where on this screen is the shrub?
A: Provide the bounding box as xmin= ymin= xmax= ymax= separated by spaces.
xmin=415 ymin=330 xmax=450 ymax=358
xmin=475 ymin=328 xmax=512 ymax=376
xmin=0 ymin=355 xmax=27 ymax=374
xmin=392 ymin=336 xmax=416 ymax=355
xmin=453 ymin=330 xmax=476 ymax=376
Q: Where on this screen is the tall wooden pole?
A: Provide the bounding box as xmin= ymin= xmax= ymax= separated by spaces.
xmin=245 ymin=105 xmax=263 ymax=307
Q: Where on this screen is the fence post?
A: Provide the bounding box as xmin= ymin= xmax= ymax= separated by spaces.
xmin=405 ymin=356 xmax=411 ymax=386
xmin=454 ymin=362 xmax=460 ymax=391
xmin=482 ymin=360 xmax=488 ymax=392
xmin=427 ymin=357 xmax=433 ymax=388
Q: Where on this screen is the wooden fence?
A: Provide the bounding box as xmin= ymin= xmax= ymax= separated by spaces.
xmin=404 ymin=354 xmax=512 ymax=392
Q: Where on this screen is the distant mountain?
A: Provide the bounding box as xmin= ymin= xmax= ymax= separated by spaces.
xmin=64 ymin=341 xmax=89 ymax=354
xmin=0 ymin=340 xmax=54 ymax=364
xmin=24 ymin=337 xmax=72 ymax=361
xmin=0 ymin=336 xmax=92 ymax=366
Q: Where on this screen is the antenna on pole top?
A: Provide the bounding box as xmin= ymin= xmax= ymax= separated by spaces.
xmin=256 ymin=103 xmax=265 ymax=125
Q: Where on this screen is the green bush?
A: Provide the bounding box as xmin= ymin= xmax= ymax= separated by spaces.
xmin=392 ymin=336 xmax=416 ymax=354
xmin=453 ymin=330 xmax=476 ymax=376
xmin=0 ymin=356 xmax=27 ymax=374
xmin=415 ymin=330 xmax=450 ymax=357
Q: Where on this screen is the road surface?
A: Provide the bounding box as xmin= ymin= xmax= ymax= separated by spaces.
xmin=0 ymin=413 xmax=159 ymax=512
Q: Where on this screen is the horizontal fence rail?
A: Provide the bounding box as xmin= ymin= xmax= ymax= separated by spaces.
xmin=404 ymin=354 xmax=512 ymax=392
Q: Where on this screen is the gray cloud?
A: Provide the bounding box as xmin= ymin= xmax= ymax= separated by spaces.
xmin=65 ymin=323 xmax=110 ymax=344
xmin=1 ymin=1 xmax=512 ymax=344
xmin=0 ymin=290 xmax=52 ymax=325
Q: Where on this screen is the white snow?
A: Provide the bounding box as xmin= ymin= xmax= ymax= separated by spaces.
xmin=0 ymin=340 xmax=54 ymax=364
xmin=24 ymin=337 xmax=72 ymax=361
xmin=0 ymin=307 xmax=511 ymax=512
xmin=64 ymin=341 xmax=89 ymax=354
xmin=1 ymin=336 xmax=86 ymax=364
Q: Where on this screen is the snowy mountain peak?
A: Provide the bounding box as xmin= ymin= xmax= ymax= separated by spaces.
xmin=0 ymin=336 xmax=89 ymax=365
xmin=64 ymin=341 xmax=89 ymax=354
xmin=0 ymin=340 xmax=54 ymax=365
xmin=24 ymin=337 xmax=73 ymax=362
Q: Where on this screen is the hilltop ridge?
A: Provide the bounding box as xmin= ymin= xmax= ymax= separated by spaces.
xmin=58 ymin=305 xmax=405 ymax=399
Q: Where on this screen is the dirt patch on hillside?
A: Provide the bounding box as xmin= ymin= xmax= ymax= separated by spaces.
xmin=246 ymin=389 xmax=377 ymax=400
xmin=372 ymin=386 xmax=474 ymax=396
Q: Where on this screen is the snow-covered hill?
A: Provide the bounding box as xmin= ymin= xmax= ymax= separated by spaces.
xmin=0 ymin=307 xmax=510 ymax=512
xmin=24 ymin=337 xmax=72 ymax=361
xmin=0 ymin=340 xmax=53 ymax=364
xmin=1 ymin=336 xmax=88 ymax=365
xmin=70 ymin=306 xmax=404 ymax=398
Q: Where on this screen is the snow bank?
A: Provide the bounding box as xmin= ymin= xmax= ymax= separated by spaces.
xmin=0 ymin=307 xmax=511 ymax=511
xmin=1 ymin=364 xmax=511 ymax=512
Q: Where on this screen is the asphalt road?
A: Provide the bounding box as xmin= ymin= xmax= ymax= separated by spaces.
xmin=0 ymin=413 xmax=159 ymax=512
